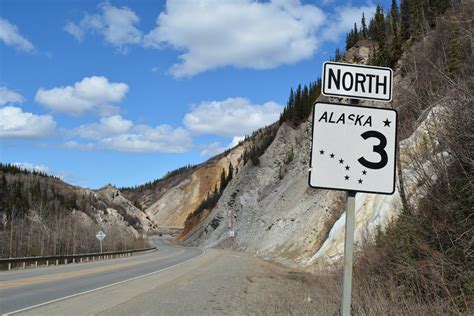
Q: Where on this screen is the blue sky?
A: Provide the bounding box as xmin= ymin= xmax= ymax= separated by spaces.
xmin=0 ymin=0 xmax=388 ymax=189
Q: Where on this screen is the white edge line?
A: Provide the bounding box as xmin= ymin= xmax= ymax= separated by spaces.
xmin=3 ymin=248 xmax=206 ymax=316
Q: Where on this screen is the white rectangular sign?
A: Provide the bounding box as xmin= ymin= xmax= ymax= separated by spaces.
xmin=309 ymin=102 xmax=397 ymax=194
xmin=322 ymin=62 xmax=393 ymax=102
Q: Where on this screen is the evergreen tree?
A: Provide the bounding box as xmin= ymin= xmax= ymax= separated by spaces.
xmin=400 ymin=0 xmax=411 ymax=41
xmin=219 ymin=168 xmax=226 ymax=193
xmin=227 ymin=163 xmax=233 ymax=183
xmin=334 ymin=48 xmax=342 ymax=61
xmin=390 ymin=0 xmax=400 ymax=25
xmin=446 ymin=30 xmax=461 ymax=77
xmin=361 ymin=13 xmax=368 ymax=39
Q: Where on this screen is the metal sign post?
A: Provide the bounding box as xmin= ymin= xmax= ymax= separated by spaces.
xmin=342 ymin=191 xmax=356 ymax=316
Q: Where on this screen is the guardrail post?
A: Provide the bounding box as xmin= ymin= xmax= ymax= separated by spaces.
xmin=56 ymin=259 xmax=59 ymax=266
xmin=46 ymin=260 xmax=49 ymax=267
xmin=22 ymin=262 xmax=26 ymax=269
xmin=73 ymin=258 xmax=75 ymax=264
xmin=64 ymin=259 xmax=68 ymax=265
xmin=8 ymin=263 xmax=11 ymax=271
xmin=35 ymin=261 xmax=38 ymax=268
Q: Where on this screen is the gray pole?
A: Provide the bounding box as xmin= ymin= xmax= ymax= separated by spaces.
xmin=341 ymin=191 xmax=356 ymax=315
xmin=100 ymin=240 xmax=103 ymax=253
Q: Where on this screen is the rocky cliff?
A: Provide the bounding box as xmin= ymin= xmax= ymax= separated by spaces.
xmin=178 ymin=33 xmax=461 ymax=269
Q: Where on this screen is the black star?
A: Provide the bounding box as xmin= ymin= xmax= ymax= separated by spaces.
xmin=358 ymin=179 xmax=363 ymax=184
xmin=345 ymin=165 xmax=350 ymax=171
xmin=339 ymin=159 xmax=344 ymax=164
xmin=330 ymin=153 xmax=335 ymax=158
xmin=344 ymin=175 xmax=350 ymax=180
xmin=362 ymin=170 xmax=367 ymax=175
xmin=319 ymin=150 xmax=324 ymax=155
xmin=383 ymin=119 xmax=391 ymax=127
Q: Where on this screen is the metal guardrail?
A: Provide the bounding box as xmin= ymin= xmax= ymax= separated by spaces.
xmin=0 ymin=247 xmax=156 ymax=271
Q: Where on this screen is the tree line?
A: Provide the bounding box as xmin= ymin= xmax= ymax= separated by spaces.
xmin=0 ymin=164 xmax=146 ymax=258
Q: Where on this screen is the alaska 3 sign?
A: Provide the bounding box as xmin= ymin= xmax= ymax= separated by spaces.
xmin=309 ymin=102 xmax=397 ymax=194
xmin=310 ymin=62 xmax=397 ymax=195
xmin=310 ymin=61 xmax=396 ymax=316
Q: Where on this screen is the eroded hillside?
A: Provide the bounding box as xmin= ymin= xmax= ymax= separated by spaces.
xmin=121 ymin=144 xmax=248 ymax=232
xmin=179 ymin=2 xmax=473 ymax=273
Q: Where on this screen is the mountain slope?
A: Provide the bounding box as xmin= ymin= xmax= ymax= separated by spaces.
xmin=0 ymin=165 xmax=152 ymax=258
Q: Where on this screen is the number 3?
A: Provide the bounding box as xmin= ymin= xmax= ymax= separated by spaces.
xmin=358 ymin=131 xmax=388 ymax=169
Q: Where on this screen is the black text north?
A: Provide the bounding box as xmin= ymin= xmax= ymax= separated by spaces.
xmin=327 ymin=68 xmax=388 ymax=95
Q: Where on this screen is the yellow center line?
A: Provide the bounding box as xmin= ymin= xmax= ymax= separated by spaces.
xmin=0 ymin=249 xmax=185 ymax=290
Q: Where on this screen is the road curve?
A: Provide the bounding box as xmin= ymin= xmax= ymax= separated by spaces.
xmin=0 ymin=237 xmax=203 ymax=315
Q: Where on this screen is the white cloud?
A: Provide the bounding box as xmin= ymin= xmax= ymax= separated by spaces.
xmin=183 ymin=97 xmax=282 ymax=137
xmin=199 ymin=136 xmax=245 ymax=157
xmin=68 ymin=115 xmax=193 ymax=153
xmin=229 ymin=135 xmax=245 ymax=148
xmin=0 ymin=18 xmax=34 ymax=52
xmin=0 ymin=86 xmax=25 ymax=106
xmin=12 ymin=162 xmax=50 ymax=173
xmin=64 ymin=21 xmax=84 ymax=41
xmin=35 ymin=76 xmax=128 ymax=116
xmin=322 ymin=4 xmax=376 ymax=42
xmin=62 ymin=140 xmax=96 ymax=151
xmin=71 ymin=115 xmax=133 ymax=139
xmin=144 ymin=0 xmax=326 ymax=77
xmin=200 ymin=142 xmax=226 ymax=157
xmin=65 ymin=2 xmax=142 ymax=52
xmin=0 ymin=106 xmax=56 ymax=139
xmin=99 ymin=125 xmax=192 ymax=153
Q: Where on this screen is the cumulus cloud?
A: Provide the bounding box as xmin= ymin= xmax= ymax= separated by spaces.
xmin=199 ymin=136 xmax=245 ymax=157
xmin=12 ymin=162 xmax=50 ymax=173
xmin=35 ymin=76 xmax=128 ymax=116
xmin=62 ymin=140 xmax=96 ymax=151
xmin=0 ymin=18 xmax=34 ymax=52
xmin=0 ymin=86 xmax=25 ymax=106
xmin=68 ymin=115 xmax=193 ymax=153
xmin=183 ymin=97 xmax=282 ymax=137
xmin=71 ymin=115 xmax=133 ymax=139
xmin=322 ymin=4 xmax=376 ymax=41
xmin=65 ymin=2 xmax=142 ymax=51
xmin=144 ymin=0 xmax=325 ymax=77
xmin=99 ymin=125 xmax=192 ymax=153
xmin=0 ymin=106 xmax=56 ymax=139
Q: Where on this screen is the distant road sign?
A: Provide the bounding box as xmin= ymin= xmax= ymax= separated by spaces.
xmin=322 ymin=62 xmax=393 ymax=102
xmin=96 ymin=231 xmax=106 ymax=241
xmin=309 ymin=102 xmax=397 ymax=194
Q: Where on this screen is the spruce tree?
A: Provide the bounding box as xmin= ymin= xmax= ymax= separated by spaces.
xmin=446 ymin=30 xmax=461 ymax=77
xmin=361 ymin=13 xmax=368 ymax=39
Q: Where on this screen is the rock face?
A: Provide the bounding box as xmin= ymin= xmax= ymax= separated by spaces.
xmin=182 ymin=102 xmax=444 ymax=269
xmin=95 ymin=185 xmax=155 ymax=236
xmin=183 ymin=120 xmax=346 ymax=268
xmin=179 ymin=41 xmax=448 ymax=269
xmin=122 ymin=145 xmax=247 ymax=232
xmin=144 ymin=147 xmax=244 ymax=228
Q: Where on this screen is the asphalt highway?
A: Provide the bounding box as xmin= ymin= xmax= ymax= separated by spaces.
xmin=0 ymin=237 xmax=203 ymax=315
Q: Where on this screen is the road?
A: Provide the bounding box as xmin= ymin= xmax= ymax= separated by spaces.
xmin=0 ymin=237 xmax=203 ymax=315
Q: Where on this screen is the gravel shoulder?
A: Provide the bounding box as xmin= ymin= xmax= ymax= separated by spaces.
xmin=100 ymin=249 xmax=338 ymax=315
xmin=18 ymin=248 xmax=338 ymax=315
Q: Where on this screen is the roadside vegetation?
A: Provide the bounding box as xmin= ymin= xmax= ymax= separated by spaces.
xmin=0 ymin=164 xmax=147 ymax=258
xmin=338 ymin=0 xmax=472 ymax=313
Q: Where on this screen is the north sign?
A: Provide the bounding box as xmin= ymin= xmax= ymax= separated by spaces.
xmin=309 ymin=102 xmax=397 ymax=194
xmin=322 ymin=62 xmax=393 ymax=102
